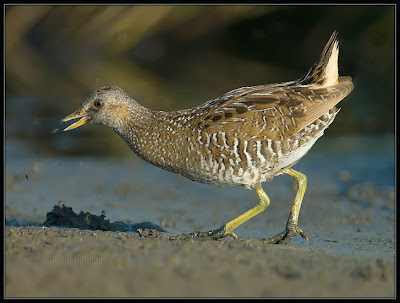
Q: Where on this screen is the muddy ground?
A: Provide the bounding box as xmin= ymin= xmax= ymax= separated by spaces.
xmin=5 ymin=224 xmax=394 ymax=298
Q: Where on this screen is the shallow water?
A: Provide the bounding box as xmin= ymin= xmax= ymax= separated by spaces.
xmin=5 ymin=134 xmax=395 ymax=260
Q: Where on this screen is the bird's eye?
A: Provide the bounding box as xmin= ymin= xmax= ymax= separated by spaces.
xmin=94 ymin=99 xmax=103 ymax=108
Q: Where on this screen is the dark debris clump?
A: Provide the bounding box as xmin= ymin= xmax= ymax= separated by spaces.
xmin=44 ymin=201 xmax=167 ymax=236
xmin=44 ymin=202 xmax=112 ymax=231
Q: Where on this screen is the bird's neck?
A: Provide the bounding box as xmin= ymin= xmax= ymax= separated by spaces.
xmin=113 ymin=102 xmax=154 ymax=149
xmin=114 ymin=105 xmax=188 ymax=171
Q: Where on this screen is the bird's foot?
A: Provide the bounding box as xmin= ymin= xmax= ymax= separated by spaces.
xmin=191 ymin=224 xmax=239 ymax=240
xmin=264 ymin=225 xmax=308 ymax=245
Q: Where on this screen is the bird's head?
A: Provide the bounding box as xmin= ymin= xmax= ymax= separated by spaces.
xmin=61 ymin=86 xmax=140 ymax=131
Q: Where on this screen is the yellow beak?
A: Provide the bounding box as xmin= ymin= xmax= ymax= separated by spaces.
xmin=61 ymin=108 xmax=88 ymax=131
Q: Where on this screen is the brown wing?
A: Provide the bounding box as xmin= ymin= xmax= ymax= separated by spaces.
xmin=190 ymin=76 xmax=353 ymax=141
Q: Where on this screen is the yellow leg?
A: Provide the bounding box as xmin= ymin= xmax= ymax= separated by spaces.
xmin=197 ymin=184 xmax=270 ymax=239
xmin=264 ymin=168 xmax=308 ymax=245
xmin=222 ymin=186 xmax=271 ymax=239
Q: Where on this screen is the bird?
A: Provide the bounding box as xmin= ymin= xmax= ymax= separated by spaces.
xmin=62 ymin=31 xmax=353 ymax=245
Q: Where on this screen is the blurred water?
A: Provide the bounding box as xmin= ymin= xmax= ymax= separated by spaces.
xmin=5 ymin=133 xmax=394 ymax=259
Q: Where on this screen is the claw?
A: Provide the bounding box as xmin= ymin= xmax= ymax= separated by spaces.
xmin=264 ymin=226 xmax=308 ymax=245
xmin=297 ymin=227 xmax=309 ymax=243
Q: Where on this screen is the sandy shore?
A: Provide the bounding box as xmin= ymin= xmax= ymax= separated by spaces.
xmin=5 ymin=224 xmax=394 ymax=298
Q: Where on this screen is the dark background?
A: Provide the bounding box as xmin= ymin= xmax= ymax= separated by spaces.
xmin=5 ymin=5 xmax=395 ymax=156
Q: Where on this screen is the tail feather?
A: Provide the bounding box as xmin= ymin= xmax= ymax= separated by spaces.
xmin=297 ymin=31 xmax=339 ymax=87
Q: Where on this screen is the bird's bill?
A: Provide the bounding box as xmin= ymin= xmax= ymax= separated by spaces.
xmin=61 ymin=108 xmax=88 ymax=131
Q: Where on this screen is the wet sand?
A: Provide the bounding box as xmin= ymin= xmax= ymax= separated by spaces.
xmin=5 ymin=135 xmax=395 ymax=297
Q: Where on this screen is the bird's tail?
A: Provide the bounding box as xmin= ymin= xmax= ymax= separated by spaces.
xmin=297 ymin=31 xmax=340 ymax=87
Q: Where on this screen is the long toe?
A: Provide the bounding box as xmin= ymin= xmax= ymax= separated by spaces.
xmin=189 ymin=224 xmax=239 ymax=240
